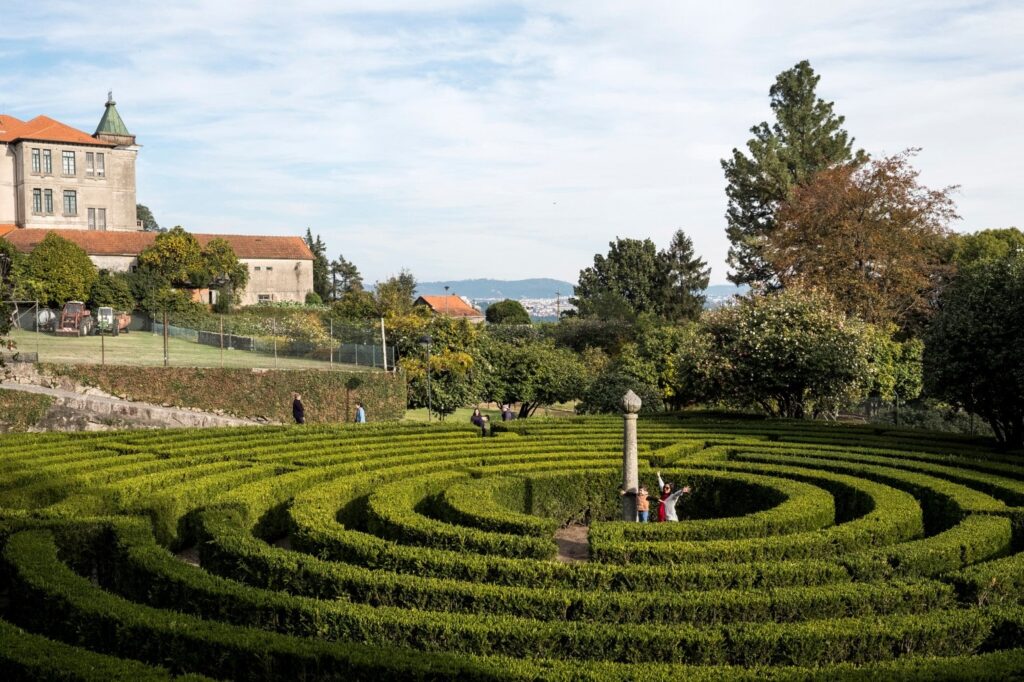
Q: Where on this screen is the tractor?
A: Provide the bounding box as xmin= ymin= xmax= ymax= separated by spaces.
xmin=95 ymin=307 xmax=131 ymax=335
xmin=54 ymin=301 xmax=94 ymax=337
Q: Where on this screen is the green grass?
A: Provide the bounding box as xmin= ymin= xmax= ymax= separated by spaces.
xmin=6 ymin=329 xmax=365 ymax=371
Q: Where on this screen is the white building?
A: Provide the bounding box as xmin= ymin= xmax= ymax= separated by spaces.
xmin=2 ymin=228 xmax=314 ymax=307
xmin=0 ymin=96 xmax=314 ymax=305
xmin=1 ymin=94 xmax=138 ymax=232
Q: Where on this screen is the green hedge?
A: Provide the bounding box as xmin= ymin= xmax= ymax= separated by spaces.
xmin=39 ymin=363 xmax=407 ymax=422
xmin=0 ymin=390 xmax=54 ymax=432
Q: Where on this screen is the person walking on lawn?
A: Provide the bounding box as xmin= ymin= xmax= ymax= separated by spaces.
xmin=292 ymin=393 xmax=305 ymax=425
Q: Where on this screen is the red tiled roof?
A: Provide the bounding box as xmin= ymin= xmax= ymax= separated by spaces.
xmin=415 ymin=295 xmax=483 ymax=318
xmin=2 ymin=228 xmax=314 ymax=260
xmin=0 ymin=114 xmax=113 ymax=147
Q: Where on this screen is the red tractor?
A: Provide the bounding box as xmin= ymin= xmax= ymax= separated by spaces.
xmin=54 ymin=301 xmax=94 ymax=337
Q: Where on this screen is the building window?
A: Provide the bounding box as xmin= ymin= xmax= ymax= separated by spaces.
xmin=33 ymin=189 xmax=42 ymax=213
xmin=62 ymin=151 xmax=76 ymax=176
xmin=265 ymin=266 xmax=273 ymax=271
xmin=253 ymin=266 xmax=261 ymax=271
xmin=43 ymin=189 xmax=53 ymax=214
xmin=85 ymin=152 xmax=94 ymax=177
xmin=97 ymin=208 xmax=106 ymax=230
xmin=96 ymin=153 xmax=105 ymax=177
xmin=88 ymin=208 xmax=95 ymax=229
xmin=31 ymin=149 xmax=41 ymax=173
xmin=42 ymin=149 xmax=52 ymax=174
xmin=258 ymin=294 xmax=273 ymax=303
xmin=63 ymin=190 xmax=77 ymax=216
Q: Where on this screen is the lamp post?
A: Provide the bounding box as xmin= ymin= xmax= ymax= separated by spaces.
xmin=419 ymin=334 xmax=433 ymax=422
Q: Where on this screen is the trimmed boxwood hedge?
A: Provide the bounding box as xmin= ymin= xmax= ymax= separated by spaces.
xmin=40 ymin=363 xmax=408 ymax=422
xmin=1 ymin=413 xmax=1023 ymax=679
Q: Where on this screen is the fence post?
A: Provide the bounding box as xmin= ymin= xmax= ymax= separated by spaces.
xmin=273 ymin=318 xmax=278 ymax=369
xmin=330 ymin=318 xmax=334 ymax=369
xmin=101 ymin=328 xmax=105 ymax=366
xmin=220 ymin=315 xmax=224 ymax=368
xmin=380 ymin=317 xmax=388 ymax=371
xmin=163 ymin=311 xmax=169 ymax=367
xmin=34 ymin=301 xmax=40 ymax=360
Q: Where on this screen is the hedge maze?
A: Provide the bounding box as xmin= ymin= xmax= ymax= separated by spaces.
xmin=1 ymin=416 xmax=1024 ymax=680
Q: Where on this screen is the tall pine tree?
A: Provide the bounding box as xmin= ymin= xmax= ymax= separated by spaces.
xmin=722 ymin=60 xmax=865 ymax=289
xmin=304 ymin=229 xmax=331 ymax=301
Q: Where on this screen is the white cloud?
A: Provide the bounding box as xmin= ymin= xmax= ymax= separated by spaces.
xmin=5 ymin=0 xmax=1023 ymax=283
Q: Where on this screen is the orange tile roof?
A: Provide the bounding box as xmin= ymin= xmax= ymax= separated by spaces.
xmin=2 ymin=228 xmax=314 ymax=260
xmin=0 ymin=114 xmax=113 ymax=147
xmin=415 ymin=295 xmax=483 ymax=318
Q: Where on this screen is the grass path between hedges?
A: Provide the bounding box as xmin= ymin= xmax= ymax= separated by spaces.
xmin=7 ymin=329 xmax=368 ymax=371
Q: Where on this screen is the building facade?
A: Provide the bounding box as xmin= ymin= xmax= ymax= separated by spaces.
xmin=0 ymin=94 xmax=138 ymax=232
xmin=1 ymin=96 xmax=316 ymax=306
xmin=3 ymin=229 xmax=314 ymax=307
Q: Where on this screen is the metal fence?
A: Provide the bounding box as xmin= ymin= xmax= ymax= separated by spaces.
xmin=2 ymin=301 xmax=393 ymax=371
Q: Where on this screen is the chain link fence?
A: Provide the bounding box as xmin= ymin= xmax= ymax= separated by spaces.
xmin=3 ymin=301 xmax=393 ymax=371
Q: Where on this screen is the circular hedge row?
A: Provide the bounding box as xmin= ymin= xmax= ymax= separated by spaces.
xmin=0 ymin=415 xmax=1022 ymax=681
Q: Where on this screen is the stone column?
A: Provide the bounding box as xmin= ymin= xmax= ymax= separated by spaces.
xmin=621 ymin=389 xmax=641 ymax=521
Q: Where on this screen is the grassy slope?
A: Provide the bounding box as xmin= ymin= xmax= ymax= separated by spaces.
xmin=7 ymin=329 xmax=363 ymax=371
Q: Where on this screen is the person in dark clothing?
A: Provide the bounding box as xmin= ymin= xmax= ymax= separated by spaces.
xmin=501 ymin=405 xmax=515 ymax=422
xmin=292 ymin=393 xmax=305 ymax=424
xmin=470 ymin=408 xmax=489 ymax=436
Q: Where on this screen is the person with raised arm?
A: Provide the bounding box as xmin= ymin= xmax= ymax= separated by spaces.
xmin=656 ymin=472 xmax=692 ymax=522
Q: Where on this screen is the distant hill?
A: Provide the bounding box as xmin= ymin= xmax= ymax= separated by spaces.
xmin=416 ymin=278 xmax=575 ymax=300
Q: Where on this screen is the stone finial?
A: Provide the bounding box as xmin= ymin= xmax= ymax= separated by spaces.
xmin=621 ymin=390 xmax=642 ymax=414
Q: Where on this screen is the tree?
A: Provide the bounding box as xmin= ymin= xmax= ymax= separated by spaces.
xmin=89 ymin=271 xmax=135 ymax=311
xmin=485 ymin=299 xmax=531 ymax=325
xmin=331 ymin=254 xmax=363 ymax=299
xmin=952 ymin=227 xmax=1024 ymax=266
xmin=478 ymin=336 xmax=586 ymax=416
xmin=572 ymin=229 xmax=708 ymax=322
xmin=136 ymin=204 xmax=160 ymax=232
xmin=137 ymin=226 xmax=204 ymax=287
xmin=201 ymin=237 xmax=249 ymax=306
xmin=658 ymin=230 xmax=710 ymax=321
xmin=22 ymin=233 xmax=98 ymax=307
xmin=304 ymin=229 xmax=331 ymax=301
xmin=861 ymin=323 xmax=924 ymax=404
xmin=766 ymin=151 xmax=957 ymax=330
xmin=375 ymin=269 xmax=417 ymax=317
xmin=923 ymin=252 xmax=1024 ymax=448
xmin=702 ymin=289 xmax=869 ymax=418
xmin=577 ymin=344 xmax=661 ymax=415
xmin=722 ymin=60 xmax=865 ymax=288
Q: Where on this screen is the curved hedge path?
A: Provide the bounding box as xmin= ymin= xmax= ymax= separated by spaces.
xmin=1 ymin=415 xmax=1023 ymax=680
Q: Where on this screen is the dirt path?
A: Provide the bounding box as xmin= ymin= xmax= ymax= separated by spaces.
xmin=554 ymin=525 xmax=589 ymax=563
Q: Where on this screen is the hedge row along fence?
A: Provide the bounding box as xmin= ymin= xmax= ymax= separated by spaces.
xmin=1 ymin=414 xmax=1023 ymax=679
xmin=38 ymin=362 xmax=407 ymax=423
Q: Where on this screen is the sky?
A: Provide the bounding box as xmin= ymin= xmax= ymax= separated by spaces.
xmin=3 ymin=1 xmax=1022 ymax=286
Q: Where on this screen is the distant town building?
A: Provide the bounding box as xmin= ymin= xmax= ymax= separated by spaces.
xmin=415 ymin=295 xmax=485 ymax=323
xmin=1 ymin=95 xmax=314 ymax=305
xmin=3 ymin=228 xmax=314 ymax=306
xmin=1 ymin=93 xmax=139 ymax=232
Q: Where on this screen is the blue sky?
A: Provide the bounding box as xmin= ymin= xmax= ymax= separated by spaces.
xmin=3 ymin=1 xmax=1022 ymax=286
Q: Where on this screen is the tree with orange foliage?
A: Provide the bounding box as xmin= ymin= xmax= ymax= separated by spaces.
xmin=766 ymin=150 xmax=957 ymax=331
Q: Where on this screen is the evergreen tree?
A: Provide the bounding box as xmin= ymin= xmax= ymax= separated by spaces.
xmin=304 ymin=229 xmax=331 ymax=301
xmin=136 ymin=204 xmax=161 ymax=232
xmin=572 ymin=229 xmax=708 ymax=322
xmin=330 ymin=254 xmax=363 ymax=299
xmin=659 ymin=230 xmax=710 ymax=321
xmin=722 ymin=60 xmax=865 ymax=288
